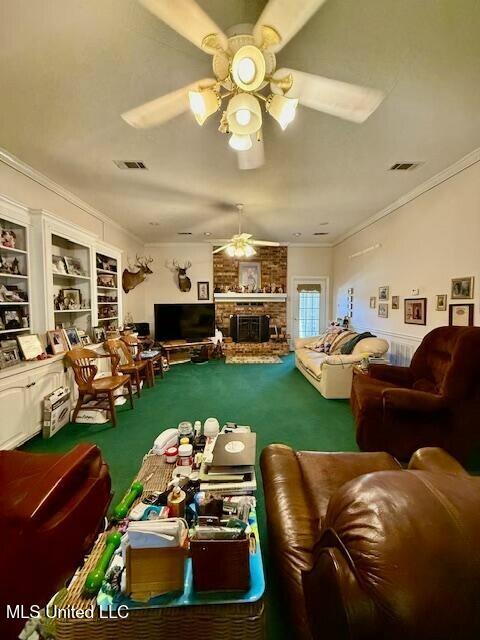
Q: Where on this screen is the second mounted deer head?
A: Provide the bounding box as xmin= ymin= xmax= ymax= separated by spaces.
xmin=165 ymin=259 xmax=192 ymax=292
xmin=122 ymin=255 xmax=153 ymax=293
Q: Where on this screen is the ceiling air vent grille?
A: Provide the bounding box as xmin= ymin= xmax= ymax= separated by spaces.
xmin=114 ymin=160 xmax=148 ymax=170
xmin=313 ymin=232 xmax=329 ymax=236
xmin=177 ymin=232 xmax=193 ymax=236
xmin=389 ymin=162 xmax=422 ymax=171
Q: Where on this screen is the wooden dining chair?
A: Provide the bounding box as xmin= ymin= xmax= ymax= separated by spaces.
xmin=66 ymin=348 xmax=134 ymax=427
xmin=121 ymin=333 xmax=164 ymax=383
xmin=103 ymin=339 xmax=152 ymax=398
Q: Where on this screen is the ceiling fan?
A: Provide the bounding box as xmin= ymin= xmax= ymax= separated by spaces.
xmin=122 ymin=0 xmax=385 ymax=170
xmin=211 ymin=204 xmax=279 ymax=257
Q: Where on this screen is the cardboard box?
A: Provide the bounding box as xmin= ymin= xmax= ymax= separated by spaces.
xmin=43 ymin=387 xmax=71 ymax=438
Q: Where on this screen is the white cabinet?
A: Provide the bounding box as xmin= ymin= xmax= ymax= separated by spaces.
xmin=0 ymin=371 xmax=32 ymax=449
xmin=0 ymin=357 xmax=68 ymax=449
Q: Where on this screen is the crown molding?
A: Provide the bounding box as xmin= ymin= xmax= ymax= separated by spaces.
xmin=334 ymin=146 xmax=480 ymax=247
xmin=0 ymin=147 xmax=145 ymax=246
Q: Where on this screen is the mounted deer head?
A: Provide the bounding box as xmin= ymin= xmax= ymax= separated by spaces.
xmin=122 ymin=254 xmax=153 ymax=293
xmin=165 ymin=259 xmax=192 ymax=292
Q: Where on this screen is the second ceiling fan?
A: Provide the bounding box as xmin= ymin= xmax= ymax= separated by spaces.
xmin=122 ymin=0 xmax=385 ymax=169
xmin=210 ymin=204 xmax=279 ymax=257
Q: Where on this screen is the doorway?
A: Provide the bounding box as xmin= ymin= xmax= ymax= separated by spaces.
xmin=291 ymin=277 xmax=329 ymax=342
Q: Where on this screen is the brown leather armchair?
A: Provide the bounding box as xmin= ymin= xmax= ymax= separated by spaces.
xmin=260 ymin=444 xmax=480 ymax=640
xmin=351 ymin=326 xmax=480 ymax=461
xmin=0 ymin=444 xmax=111 ymax=640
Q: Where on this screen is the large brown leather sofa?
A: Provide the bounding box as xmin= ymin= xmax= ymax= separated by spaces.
xmin=351 ymin=325 xmax=480 ymax=461
xmin=261 ymin=443 xmax=480 ymax=640
xmin=0 ymin=444 xmax=111 ymax=640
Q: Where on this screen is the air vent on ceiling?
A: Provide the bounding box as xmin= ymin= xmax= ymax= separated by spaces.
xmin=313 ymin=232 xmax=329 ymax=236
xmin=177 ymin=232 xmax=193 ymax=236
xmin=389 ymin=162 xmax=422 ymax=171
xmin=114 ymin=160 xmax=148 ymax=170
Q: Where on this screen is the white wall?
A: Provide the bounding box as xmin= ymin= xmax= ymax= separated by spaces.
xmin=0 ymin=159 xmax=145 ymax=319
xmin=142 ymin=243 xmax=214 ymax=330
xmin=333 ymin=159 xmax=480 ymax=353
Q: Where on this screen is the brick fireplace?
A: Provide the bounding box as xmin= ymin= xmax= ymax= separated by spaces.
xmin=213 ymin=246 xmax=289 ymax=356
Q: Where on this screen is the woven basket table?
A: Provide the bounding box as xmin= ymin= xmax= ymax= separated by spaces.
xmin=54 ymin=455 xmax=265 ymax=640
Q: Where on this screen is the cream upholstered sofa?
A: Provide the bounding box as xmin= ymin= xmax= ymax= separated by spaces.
xmin=295 ymin=334 xmax=389 ymax=399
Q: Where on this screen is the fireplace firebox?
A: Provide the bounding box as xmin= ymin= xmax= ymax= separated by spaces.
xmin=230 ymin=314 xmax=270 ymax=343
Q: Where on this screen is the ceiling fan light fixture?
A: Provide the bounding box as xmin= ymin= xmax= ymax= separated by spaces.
xmin=226 ymin=245 xmax=236 ymax=257
xmin=229 ymin=133 xmax=252 ymax=151
xmin=188 ymin=88 xmax=220 ymax=126
xmin=244 ymin=243 xmax=257 ymax=257
xmin=227 ymin=93 xmax=262 ymax=135
xmin=231 ymin=45 xmax=266 ymax=92
xmin=266 ymin=94 xmax=298 ymax=130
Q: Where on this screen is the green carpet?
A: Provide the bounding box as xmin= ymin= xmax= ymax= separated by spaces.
xmin=22 ymin=354 xmax=357 ymax=638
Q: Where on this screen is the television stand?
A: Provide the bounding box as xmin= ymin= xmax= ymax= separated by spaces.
xmin=159 ymin=340 xmax=213 ymax=366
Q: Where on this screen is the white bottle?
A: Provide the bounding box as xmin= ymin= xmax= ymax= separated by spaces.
xmin=194 ymin=420 xmax=202 ymax=437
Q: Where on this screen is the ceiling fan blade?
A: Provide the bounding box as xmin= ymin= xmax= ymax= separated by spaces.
xmin=274 ymin=68 xmax=384 ymax=123
xmin=212 ymin=244 xmax=231 ymax=254
xmin=253 ymin=0 xmax=327 ymax=53
xmin=121 ymin=78 xmax=215 ymax=129
xmin=237 ymin=134 xmax=265 ymax=170
xmin=139 ymin=0 xmax=228 ymax=53
xmin=209 ymin=239 xmax=233 ymax=244
xmin=251 ymin=240 xmax=280 ymax=246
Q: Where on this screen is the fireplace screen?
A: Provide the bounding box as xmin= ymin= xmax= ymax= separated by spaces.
xmin=230 ymin=314 xmax=270 ymax=343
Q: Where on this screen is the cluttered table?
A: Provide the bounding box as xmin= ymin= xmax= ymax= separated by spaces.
xmin=53 ymin=421 xmax=265 ymax=640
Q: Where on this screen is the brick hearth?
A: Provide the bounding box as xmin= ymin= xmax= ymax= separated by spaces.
xmin=224 ymin=341 xmax=290 ymax=357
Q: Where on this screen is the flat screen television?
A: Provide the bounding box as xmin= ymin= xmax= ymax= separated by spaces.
xmin=154 ymin=304 xmax=216 ymax=342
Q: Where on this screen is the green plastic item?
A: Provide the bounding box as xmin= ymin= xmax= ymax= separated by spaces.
xmin=83 ymin=531 xmax=122 ymax=597
xmin=112 ymin=480 xmax=144 ymax=520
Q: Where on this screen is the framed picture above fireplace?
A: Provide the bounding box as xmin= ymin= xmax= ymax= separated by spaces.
xmin=238 ymin=262 xmax=261 ymax=292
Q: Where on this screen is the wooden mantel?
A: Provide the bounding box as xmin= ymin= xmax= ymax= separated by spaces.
xmin=214 ymin=293 xmax=287 ymax=303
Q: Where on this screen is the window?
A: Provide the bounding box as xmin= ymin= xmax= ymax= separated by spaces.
xmin=298 ymin=290 xmax=321 ymax=338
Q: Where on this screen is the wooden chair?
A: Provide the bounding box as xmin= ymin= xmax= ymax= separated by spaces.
xmin=104 ymin=339 xmax=152 ymax=398
xmin=66 ymin=348 xmax=134 ymax=427
xmin=121 ymin=333 xmax=164 ymax=383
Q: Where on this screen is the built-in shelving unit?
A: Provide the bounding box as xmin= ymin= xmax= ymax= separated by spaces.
xmin=0 ymin=214 xmax=32 ymax=345
xmin=95 ymin=248 xmax=121 ymax=332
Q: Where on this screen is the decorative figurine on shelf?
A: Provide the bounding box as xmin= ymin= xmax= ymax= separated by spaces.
xmin=1 ymin=229 xmax=16 ymax=248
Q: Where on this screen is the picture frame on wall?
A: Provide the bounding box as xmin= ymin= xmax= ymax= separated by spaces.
xmin=378 ymin=286 xmax=389 ymax=301
xmin=238 ymin=262 xmax=261 ymax=292
xmin=197 ymin=281 xmax=210 ymax=301
xmin=47 ymin=329 xmax=69 ymax=355
xmin=404 ymin=298 xmax=427 ymax=325
xmin=451 ymin=276 xmax=474 ymax=299
xmin=369 ymin=296 xmax=376 ymax=309
xmin=391 ymin=296 xmax=399 ymax=309
xmin=449 ymin=303 xmax=474 ymax=327
xmin=378 ymin=302 xmax=389 ymax=318
xmin=436 ymin=294 xmax=447 ymax=311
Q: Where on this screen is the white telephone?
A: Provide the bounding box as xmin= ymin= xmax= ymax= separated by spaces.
xmin=152 ymin=428 xmax=179 ymax=455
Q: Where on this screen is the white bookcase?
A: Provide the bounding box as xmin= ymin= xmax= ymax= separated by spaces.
xmin=94 ymin=243 xmax=122 ymax=332
xmin=0 ymin=202 xmax=32 ymax=343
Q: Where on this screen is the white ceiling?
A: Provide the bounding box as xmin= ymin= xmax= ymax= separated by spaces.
xmin=1 ymin=0 xmax=479 ymax=244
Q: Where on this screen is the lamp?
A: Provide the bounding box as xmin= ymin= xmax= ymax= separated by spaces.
xmin=266 ymin=94 xmax=298 ymax=130
xmin=188 ymin=88 xmax=220 ymax=126
xmin=228 ymin=134 xmax=252 ymax=151
xmin=231 ymin=45 xmax=266 ymax=92
xmin=227 ymin=93 xmax=262 ymax=135
xmin=244 ymin=244 xmax=256 ymax=257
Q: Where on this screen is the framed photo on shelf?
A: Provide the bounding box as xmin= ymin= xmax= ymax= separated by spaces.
xmin=64 ymin=256 xmax=86 ymax=276
xmin=63 ymin=327 xmax=81 ymax=349
xmin=47 ymin=329 xmax=69 ymax=355
xmin=391 ymin=296 xmax=399 ymax=310
xmin=369 ymin=296 xmax=376 ymax=309
xmin=404 ymin=298 xmax=427 ymax=325
xmin=378 ymin=302 xmax=389 ymax=318
xmin=61 ymin=288 xmax=82 ymax=309
xmin=93 ymin=326 xmax=107 ymax=344
xmin=378 ymin=286 xmax=389 ymax=301
xmin=451 ymin=276 xmax=474 ymax=299
xmin=0 ymin=339 xmax=21 ymax=369
xmin=3 ymin=309 xmax=22 ymax=330
xmin=436 ymin=294 xmax=447 ymax=311
xmin=197 ymin=281 xmax=210 ymax=300
xmin=238 ymin=262 xmax=261 ymax=292
xmin=17 ymin=334 xmax=45 ymax=360
xmin=77 ymin=329 xmax=92 ymax=346
xmin=449 ymin=303 xmax=474 ymax=327
xmin=52 ymin=254 xmax=67 ymax=274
